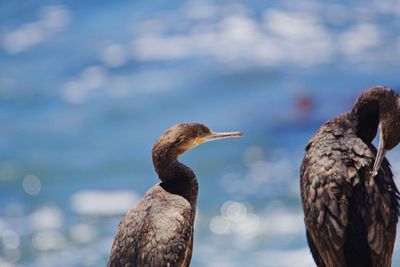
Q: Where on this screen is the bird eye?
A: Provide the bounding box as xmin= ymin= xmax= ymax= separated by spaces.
xmin=176 ymin=136 xmax=184 ymax=144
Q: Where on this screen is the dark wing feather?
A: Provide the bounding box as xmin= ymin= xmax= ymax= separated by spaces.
xmin=363 ymin=156 xmax=399 ymax=266
xmin=108 ymin=184 xmax=194 ymax=267
xmin=301 ymin=117 xmax=399 ymax=267
xmin=301 ymin=136 xmax=356 ymax=267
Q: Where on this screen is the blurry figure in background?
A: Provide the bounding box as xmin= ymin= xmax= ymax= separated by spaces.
xmin=295 ymin=92 xmax=314 ymax=124
xmin=300 ymin=86 xmax=400 ymax=267
xmin=108 ymin=123 xmax=242 ymax=267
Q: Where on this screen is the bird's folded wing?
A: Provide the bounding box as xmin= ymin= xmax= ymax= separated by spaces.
xmin=301 ymin=152 xmax=352 ymax=265
xmin=301 ymin=136 xmax=367 ymax=265
xmin=301 ymin=134 xmax=399 ymax=266
xmin=108 ymin=188 xmax=193 ymax=267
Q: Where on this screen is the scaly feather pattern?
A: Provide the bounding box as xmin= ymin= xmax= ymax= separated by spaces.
xmin=301 ymin=112 xmax=399 ymax=267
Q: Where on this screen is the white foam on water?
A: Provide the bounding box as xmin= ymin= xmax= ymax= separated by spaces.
xmin=2 ymin=5 xmax=70 ymax=54
xmin=70 ymin=190 xmax=140 ymax=216
xmin=32 ymin=230 xmax=66 ymax=251
xmin=29 ymin=206 xmax=63 ymax=231
xmin=127 ymin=1 xmax=398 ymax=68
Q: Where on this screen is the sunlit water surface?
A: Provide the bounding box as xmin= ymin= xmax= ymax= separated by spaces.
xmin=1 ymin=1 xmax=400 ymax=266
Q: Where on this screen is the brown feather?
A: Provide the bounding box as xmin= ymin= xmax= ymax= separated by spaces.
xmin=301 ymin=86 xmax=400 ymax=267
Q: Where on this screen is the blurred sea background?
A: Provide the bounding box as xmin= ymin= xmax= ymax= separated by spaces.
xmin=1 ymin=1 xmax=400 ymax=266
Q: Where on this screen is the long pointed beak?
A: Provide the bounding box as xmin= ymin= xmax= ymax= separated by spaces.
xmin=372 ymin=130 xmax=386 ymax=177
xmin=203 ymin=131 xmax=243 ymax=143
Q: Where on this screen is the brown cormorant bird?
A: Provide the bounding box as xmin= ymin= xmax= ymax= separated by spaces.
xmin=300 ymin=86 xmax=400 ymax=267
xmin=108 ymin=123 xmax=243 ymax=267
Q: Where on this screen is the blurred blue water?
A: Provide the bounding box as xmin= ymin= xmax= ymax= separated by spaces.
xmin=1 ymin=1 xmax=400 ymax=266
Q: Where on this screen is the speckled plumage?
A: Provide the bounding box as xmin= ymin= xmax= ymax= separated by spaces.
xmin=300 ymin=86 xmax=400 ymax=267
xmin=108 ymin=123 xmax=242 ymax=267
xmin=108 ymin=180 xmax=196 ymax=267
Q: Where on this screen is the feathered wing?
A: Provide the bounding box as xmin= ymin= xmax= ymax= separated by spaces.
xmin=108 ymin=185 xmax=194 ymax=267
xmin=301 ymin=138 xmax=355 ymax=267
xmin=301 ymin=122 xmax=399 ymax=267
xmin=363 ymin=157 xmax=399 ymax=267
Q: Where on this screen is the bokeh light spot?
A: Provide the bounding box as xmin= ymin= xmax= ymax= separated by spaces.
xmin=209 ymin=216 xmax=231 ymax=235
xmin=29 ymin=206 xmax=63 ymax=231
xmin=221 ymin=201 xmax=247 ymax=222
xmin=22 ymin=175 xmax=41 ymax=196
xmin=32 ymin=231 xmax=65 ymax=251
xmin=1 ymin=230 xmax=20 ymax=249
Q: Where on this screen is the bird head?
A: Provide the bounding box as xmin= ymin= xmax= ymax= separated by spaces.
xmin=152 ymin=123 xmax=243 ymax=162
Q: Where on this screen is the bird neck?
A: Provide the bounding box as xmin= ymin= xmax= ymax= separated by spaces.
xmin=153 ymin=154 xmax=198 ymax=205
xmin=352 ymin=101 xmax=379 ymax=143
xmin=352 ymin=87 xmax=397 ymax=143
